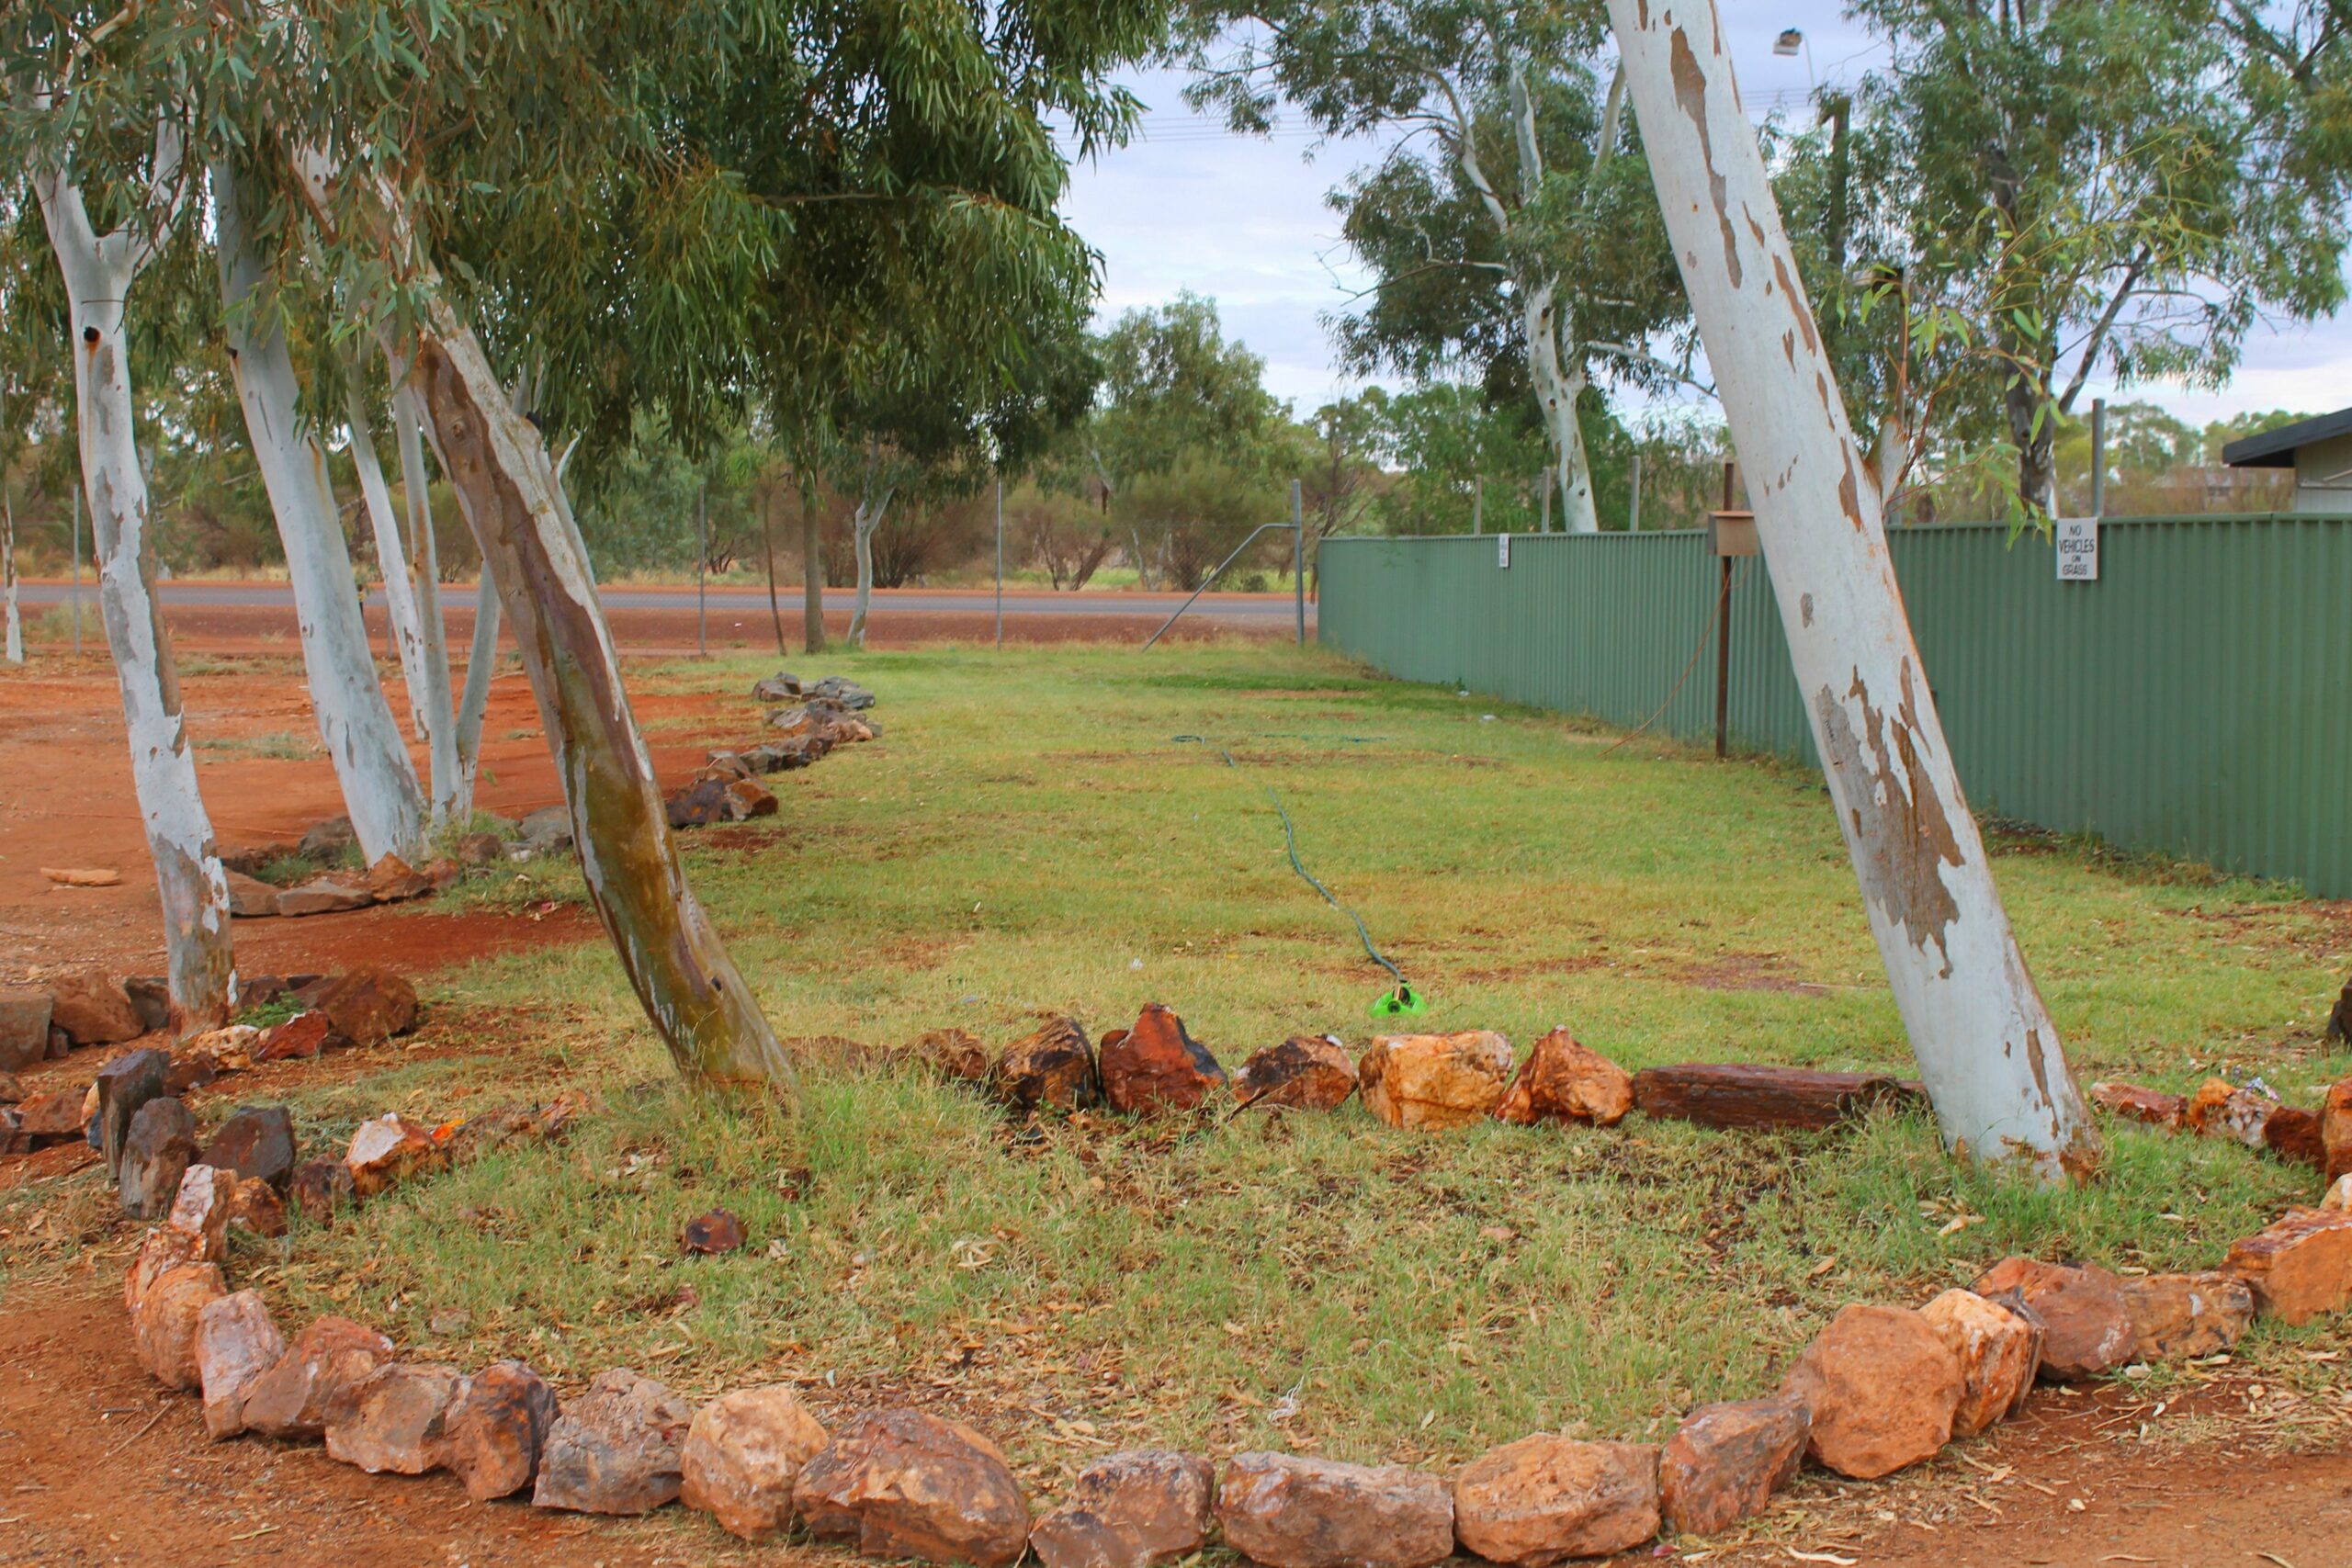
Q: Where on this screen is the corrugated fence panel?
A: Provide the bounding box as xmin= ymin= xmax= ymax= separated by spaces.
xmin=1319 ymin=515 xmax=2352 ymax=897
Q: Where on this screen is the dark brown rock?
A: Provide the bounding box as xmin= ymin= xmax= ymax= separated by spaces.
xmin=0 ymin=990 xmax=54 ymax=1072
xmin=1030 ymin=1450 xmax=1214 ymax=1568
xmin=122 ymin=976 xmax=172 ymax=1033
xmin=225 ymin=1178 xmax=289 ymax=1238
xmin=307 ymin=968 xmax=420 ymax=1044
xmin=300 ymin=816 xmax=357 ymax=861
xmin=2264 ymin=1106 xmax=2325 ymax=1168
xmin=1631 ymin=1064 xmax=1925 ymax=1131
xmin=0 ymin=1073 xmax=18 ymax=1106
xmin=1972 ymin=1258 xmax=2135 ymax=1381
xmin=437 ymin=1359 xmax=560 ymax=1501
xmin=1215 ymin=1451 xmax=1453 ymax=1568
xmin=1781 ymin=1303 xmax=1962 ymax=1479
xmin=2222 ymin=1207 xmax=2352 ymax=1325
xmin=1493 ymin=1029 xmax=1634 ymax=1128
xmin=727 ymin=777 xmax=778 ymax=818
xmin=683 ymin=1208 xmax=747 ymax=1255
xmin=197 ymin=1290 xmax=285 ymax=1438
xmin=50 ymin=971 xmax=143 ymax=1046
xmin=1232 ymin=1036 xmax=1358 ymax=1111
xmin=533 ymin=1368 xmax=694 ymax=1514
xmin=118 ymin=1097 xmax=197 ymax=1219
xmin=289 ymin=1158 xmax=357 ymax=1224
xmin=680 ymin=1384 xmax=830 ymax=1540
xmin=456 ymin=830 xmax=506 ymax=866
xmin=1358 ymin=1032 xmax=1511 ymax=1129
xmin=14 ymin=1088 xmax=85 ymax=1145
xmin=199 ymin=1104 xmax=297 ymax=1190
xmin=1099 ymin=1004 xmax=1228 ymax=1115
xmin=794 ymin=1407 xmax=1031 ymax=1568
xmin=1453 ymin=1435 xmax=1659 ymax=1566
xmin=666 ymin=776 xmax=736 ymax=828
xmin=2120 ymin=1271 xmax=2255 ymax=1359
xmin=326 ymin=1362 xmax=466 ymax=1473
xmin=223 ymin=869 xmax=285 ymax=918
xmin=275 ymin=877 xmax=376 ymax=918
xmin=96 ymin=1048 xmax=172 ymax=1176
xmin=989 ymin=1017 xmax=1099 ymax=1113
xmin=1659 ymin=1395 xmax=1810 ymax=1537
xmin=165 ymin=1055 xmax=220 ymax=1095
xmin=241 ymin=1316 xmax=398 ymax=1439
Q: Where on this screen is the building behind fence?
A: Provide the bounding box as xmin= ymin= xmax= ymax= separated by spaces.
xmin=1318 ymin=513 xmax=2352 ymax=897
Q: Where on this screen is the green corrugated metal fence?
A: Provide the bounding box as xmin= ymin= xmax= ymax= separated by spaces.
xmin=1318 ymin=515 xmax=2352 ymax=897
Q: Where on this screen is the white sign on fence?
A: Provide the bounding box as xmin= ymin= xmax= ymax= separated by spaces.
xmin=2054 ymin=516 xmax=2099 ymax=581
xmin=1497 ymin=534 xmax=1511 ymax=570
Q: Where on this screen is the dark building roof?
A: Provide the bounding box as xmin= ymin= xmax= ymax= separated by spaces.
xmin=2221 ymin=406 xmax=2352 ymax=468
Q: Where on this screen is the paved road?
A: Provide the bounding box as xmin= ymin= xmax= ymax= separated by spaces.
xmin=15 ymin=578 xmax=1315 ymax=626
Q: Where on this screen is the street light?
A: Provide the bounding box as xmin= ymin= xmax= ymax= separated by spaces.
xmin=1773 ymin=27 xmax=1815 ymax=89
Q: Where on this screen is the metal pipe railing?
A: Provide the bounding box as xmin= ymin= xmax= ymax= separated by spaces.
xmin=1141 ymin=520 xmax=1302 ymax=649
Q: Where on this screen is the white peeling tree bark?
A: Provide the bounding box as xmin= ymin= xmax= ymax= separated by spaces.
xmin=34 ymin=153 xmax=236 ymax=1033
xmin=1607 ymin=0 xmax=2099 ymax=1179
xmin=1500 ymin=60 xmax=1600 ymax=535
xmin=212 ymin=164 xmax=425 ymax=863
xmin=3 ymin=488 xmax=20 ymax=664
xmin=391 ymin=379 xmax=466 ymax=819
xmin=845 ymin=440 xmax=893 ymax=649
xmin=451 ymin=570 xmax=499 ymax=808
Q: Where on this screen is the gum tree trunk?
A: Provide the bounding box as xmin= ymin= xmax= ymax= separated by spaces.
xmin=799 ymin=475 xmax=827 ymax=654
xmin=213 ymin=164 xmax=425 ymax=863
xmin=846 ymin=478 xmax=892 ymax=649
xmin=1607 ymin=0 xmax=2098 ymax=1179
xmin=35 ymin=164 xmax=235 ymax=1033
xmin=3 ymin=488 xmax=20 ymax=664
xmin=405 ymin=310 xmax=797 ymax=1097
xmin=452 ymin=570 xmax=499 ymax=807
xmin=390 ymin=382 xmax=466 ymax=818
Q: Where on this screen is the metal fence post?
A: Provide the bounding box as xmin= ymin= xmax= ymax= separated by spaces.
xmin=695 ymin=482 xmax=707 ymax=657
xmin=1291 ymin=478 xmax=1305 ymax=646
xmin=994 ymin=474 xmax=1004 ymax=649
xmin=2090 ymin=398 xmax=2107 ymax=518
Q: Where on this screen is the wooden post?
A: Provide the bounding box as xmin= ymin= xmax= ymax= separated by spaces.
xmin=1627 ymin=452 xmax=1644 ymax=533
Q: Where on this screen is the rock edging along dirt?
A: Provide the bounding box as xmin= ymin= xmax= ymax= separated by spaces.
xmin=105 ymin=1005 xmax=2352 ymax=1566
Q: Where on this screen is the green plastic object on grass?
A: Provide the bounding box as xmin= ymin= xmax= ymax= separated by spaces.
xmin=1370 ymin=982 xmax=1426 ymax=1019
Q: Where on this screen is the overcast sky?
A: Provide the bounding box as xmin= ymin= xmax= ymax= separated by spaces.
xmin=1060 ymin=7 xmax=2349 ymax=430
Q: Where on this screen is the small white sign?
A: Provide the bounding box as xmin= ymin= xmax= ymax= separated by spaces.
xmin=1497 ymin=534 xmax=1511 ymax=570
xmin=2054 ymin=516 xmax=2099 ymax=581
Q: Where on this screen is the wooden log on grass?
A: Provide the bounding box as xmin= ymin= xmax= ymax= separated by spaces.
xmin=1631 ymin=1064 xmax=1926 ymax=1133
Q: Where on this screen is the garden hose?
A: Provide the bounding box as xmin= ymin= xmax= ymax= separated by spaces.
xmin=1172 ymin=735 xmax=1425 ymax=1019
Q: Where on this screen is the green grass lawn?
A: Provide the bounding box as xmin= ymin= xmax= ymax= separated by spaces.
xmin=34 ymin=640 xmax=2352 ymax=1494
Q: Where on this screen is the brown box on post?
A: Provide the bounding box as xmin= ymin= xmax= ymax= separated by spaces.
xmin=1706 ymin=509 xmax=1759 ymax=557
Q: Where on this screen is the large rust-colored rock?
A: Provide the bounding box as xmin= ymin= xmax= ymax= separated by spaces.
xmin=2324 ymin=1174 xmax=2352 ymax=1212
xmin=1357 ymin=1032 xmax=1512 ymax=1130
xmin=197 ymin=1290 xmax=285 ymax=1438
xmin=226 ymin=1178 xmax=289 ymax=1238
xmin=307 ymin=967 xmax=419 ymax=1043
xmin=794 ymin=1407 xmax=1031 ymax=1568
xmin=1215 ymin=1451 xmax=1454 ymax=1568
xmin=117 ymin=1097 xmax=196 ymax=1220
xmin=364 ymin=853 xmax=435 ymax=903
xmin=989 ymin=1017 xmax=1100 ymax=1113
xmin=1099 ymin=1004 xmax=1228 ymax=1115
xmin=1630 ymin=1064 xmax=1924 ymax=1131
xmin=533 ymin=1368 xmax=693 ymax=1515
xmin=50 ymin=971 xmax=143 ymax=1046
xmin=1030 ymin=1450 xmax=1215 ymax=1568
xmin=680 ymin=1384 xmax=831 ymax=1540
xmin=1493 ymin=1029 xmax=1634 ymax=1128
xmin=1781 ymin=1303 xmax=1962 ymax=1480
xmin=200 ymin=1105 xmax=297 ymax=1190
xmin=290 ymin=1158 xmax=358 ymax=1224
xmin=0 ymin=990 xmax=51 ymax=1073
xmin=2184 ymin=1077 xmax=2273 ymax=1149
xmin=1453 ymin=1434 xmax=1659 ymax=1566
xmin=133 ymin=1259 xmax=228 ymax=1390
xmin=275 ymin=877 xmax=376 ymax=918
xmin=2222 ymin=1207 xmax=2352 ymax=1325
xmin=345 ymin=1112 xmax=446 ymax=1196
xmin=1972 ymin=1257 xmax=2134 ymax=1381
xmin=254 ymin=1012 xmax=331 ymax=1063
xmin=241 ymin=1316 xmax=397 ymax=1439
xmin=166 ymin=1163 xmax=236 ymax=1259
xmin=223 ymin=869 xmax=283 ymax=919
xmin=326 ymin=1362 xmax=465 ymax=1473
xmin=125 ymin=1225 xmax=203 ymax=1316
xmin=1233 ymin=1036 xmax=1358 ymax=1111
xmin=95 ymin=1048 xmax=169 ymax=1175
xmin=2323 ymin=1079 xmax=2352 ymax=1185
xmin=1658 ymin=1395 xmax=1810 ymax=1537
xmin=2090 ymin=1080 xmax=2187 ymax=1130
xmin=437 ymin=1359 xmax=559 ymax=1501
xmin=2265 ymin=1106 xmax=2325 ymax=1168
xmin=13 ymin=1088 xmax=85 ymax=1145
xmin=1918 ymin=1289 xmax=2041 ymax=1437
xmin=2120 ymin=1271 xmax=2255 ymax=1360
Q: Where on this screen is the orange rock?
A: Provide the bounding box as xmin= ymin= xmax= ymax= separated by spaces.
xmin=1232 ymin=1036 xmax=1358 ymax=1111
xmin=2088 ymin=1081 xmax=2186 ymax=1129
xmin=2324 ymin=1174 xmax=2352 ymax=1213
xmin=254 ymin=1011 xmax=332 ymax=1063
xmin=1781 ymin=1303 xmax=1962 ymax=1479
xmin=241 ymin=1316 xmax=396 ymax=1439
xmin=1658 ymin=1395 xmax=1809 ymax=1537
xmin=681 ymin=1384 xmax=830 ymax=1540
xmin=196 ymin=1290 xmax=284 ymax=1438
xmin=2119 ymin=1271 xmax=2254 ymax=1359
xmin=794 ymin=1408 xmax=1030 ymax=1567
xmin=1215 ymin=1452 xmax=1453 ymax=1568
xmin=364 ymin=853 xmax=435 ymax=902
xmin=166 ymin=1163 xmax=237 ymax=1260
xmin=2324 ymin=1080 xmax=2352 ymax=1186
xmin=2184 ymin=1077 xmax=2273 ymax=1149
xmin=988 ymin=1017 xmax=1099 ymax=1113
xmin=2222 ymin=1207 xmax=2352 ymax=1325
xmin=436 ymin=1359 xmax=559 ymax=1501
xmin=132 ymin=1259 xmax=228 ymax=1390
xmin=1357 ymin=1032 xmax=1512 ymax=1130
xmin=48 ymin=970 xmax=142 ymax=1046
xmin=124 ymin=1225 xmax=203 ymax=1317
xmin=1972 ymin=1257 xmax=2134 ymax=1382
xmin=1098 ymin=1004 xmax=1228 ymax=1115
xmin=1917 ymin=1289 xmax=2040 ymax=1437
xmin=1493 ymin=1030 xmax=1634 ymax=1128
xmin=1452 ymin=1434 xmax=1659 ymax=1565
xmin=325 ymin=1362 xmax=465 ymax=1473
xmin=2264 ymin=1106 xmax=2325 ymax=1168
xmin=306 ymin=968 xmax=419 ymax=1043
xmin=345 ymin=1112 xmax=446 ymax=1197
xmin=1030 ymin=1450 xmax=1214 ymax=1568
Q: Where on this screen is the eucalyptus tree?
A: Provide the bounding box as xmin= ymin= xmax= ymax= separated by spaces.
xmin=1609 ymin=0 xmax=2098 ymax=1179
xmin=1182 ymin=0 xmax=1680 ymax=532
xmin=214 ymin=0 xmax=1164 ymax=1092
xmin=0 ymin=187 xmax=59 ymax=665
xmin=1839 ymin=0 xmax=2351 ymax=512
xmin=6 ymin=9 xmax=242 ymax=1032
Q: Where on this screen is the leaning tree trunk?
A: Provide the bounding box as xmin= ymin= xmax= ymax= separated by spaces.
xmin=451 ymin=570 xmax=499 ymax=811
xmin=1607 ymin=0 xmax=2098 ymax=1180
xmin=213 ymin=164 xmax=425 ymax=863
xmin=402 ymin=311 xmax=796 ymax=1097
xmin=2 ymin=487 xmax=21 ymax=664
xmin=36 ymin=168 xmax=236 ymax=1033
xmin=846 ymin=485 xmax=891 ymax=649
xmin=798 ymin=476 xmax=827 ymax=654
